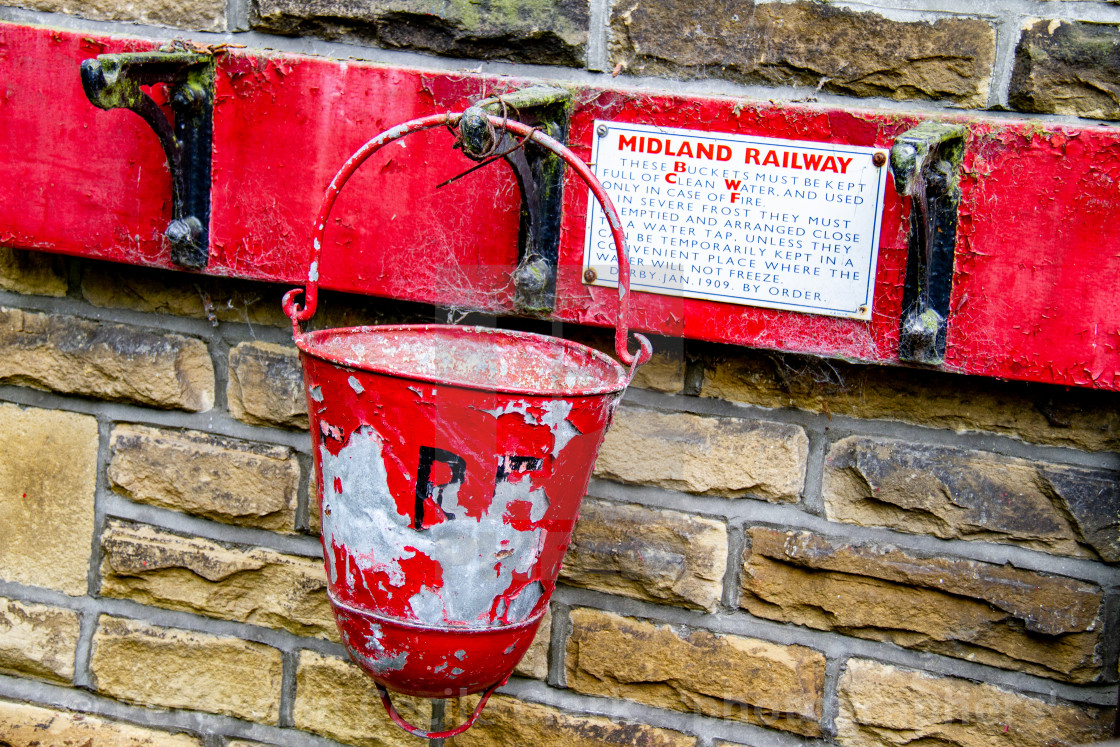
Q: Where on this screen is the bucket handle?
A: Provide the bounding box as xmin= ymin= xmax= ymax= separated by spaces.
xmin=376 ymin=681 xmax=499 ymax=739
xmin=282 ymin=111 xmax=652 ymax=369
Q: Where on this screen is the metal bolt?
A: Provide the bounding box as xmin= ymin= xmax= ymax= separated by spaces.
xmin=512 ymin=258 xmax=552 ymax=294
xmin=165 ymin=217 xmax=201 ymax=248
xmin=165 ymin=216 xmax=206 ymax=268
xmin=596 ymin=125 xmax=608 ymax=138
xmin=172 ymin=83 xmax=208 ymax=109
xmin=872 ymin=151 xmax=887 ymax=167
xmin=583 ymin=268 xmax=598 ymax=283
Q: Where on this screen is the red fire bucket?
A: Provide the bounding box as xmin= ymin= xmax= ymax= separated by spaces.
xmin=283 ymin=112 xmax=650 ymax=738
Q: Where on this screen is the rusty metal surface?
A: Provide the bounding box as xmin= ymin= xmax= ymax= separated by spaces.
xmin=3 ymin=22 xmax=1120 ymax=389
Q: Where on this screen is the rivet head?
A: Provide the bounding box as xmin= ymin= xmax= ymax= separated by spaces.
xmin=583 ymin=268 xmax=598 ymax=283
xmin=872 ymin=152 xmax=887 ymax=167
xmin=596 ymin=124 xmax=608 ymax=138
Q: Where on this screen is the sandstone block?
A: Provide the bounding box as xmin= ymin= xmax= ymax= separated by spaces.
xmin=227 ymin=341 xmax=308 ymax=428
xmin=823 ymin=435 xmax=1120 ymax=561
xmin=82 ymin=263 xmax=290 ymax=327
xmin=629 ymin=348 xmax=685 ymax=393
xmin=701 ymin=349 xmax=1120 ymax=451
xmin=560 ymin=499 xmax=727 ymax=610
xmin=740 ymin=527 xmax=1106 ymax=683
xmin=99 ymin=521 xmax=336 ymax=640
xmin=514 ymin=608 xmax=551 ymax=680
xmin=0 ymin=247 xmax=67 ymax=296
xmin=594 ymin=406 xmax=807 ymax=501
xmin=0 ymin=699 xmax=202 ymax=746
xmin=294 ymin=649 xmax=435 ymax=747
xmin=0 ymin=307 xmax=214 ymax=411
xmin=0 ymin=596 xmax=80 ymax=683
xmin=1009 ymin=20 xmax=1120 ymax=121
xmin=91 ymin=616 xmax=283 ymax=723
xmin=108 ymin=424 xmax=299 ymax=531
xmin=836 ymin=658 xmax=1113 ymax=746
xmin=1043 ymin=465 xmax=1120 ymax=562
xmin=450 ymin=693 xmax=697 ymax=746
xmin=565 ymin=608 xmax=825 ymax=736
xmin=254 ymin=0 xmax=587 ymax=66
xmin=611 ymin=0 xmax=994 ymax=106
xmin=0 ymin=404 xmax=98 ymax=595
xmin=9 ymin=0 xmax=224 ymax=30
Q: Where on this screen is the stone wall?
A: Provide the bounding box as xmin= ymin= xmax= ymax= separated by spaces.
xmin=0 ymin=0 xmax=1118 ymax=745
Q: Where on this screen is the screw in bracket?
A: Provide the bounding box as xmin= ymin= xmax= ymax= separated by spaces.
xmin=596 ymin=124 xmax=608 ymax=138
xmin=872 ymin=151 xmax=887 ymax=168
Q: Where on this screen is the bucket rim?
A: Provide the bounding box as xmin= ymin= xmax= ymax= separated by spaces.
xmin=294 ymin=323 xmax=631 ymax=397
xmin=329 ymin=590 xmax=548 ymax=633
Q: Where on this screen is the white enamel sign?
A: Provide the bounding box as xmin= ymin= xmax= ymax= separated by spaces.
xmin=583 ymin=121 xmax=890 ymax=320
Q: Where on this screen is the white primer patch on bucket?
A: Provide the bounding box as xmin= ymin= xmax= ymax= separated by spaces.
xmin=321 ymin=426 xmax=551 ymax=628
xmin=341 ymin=621 xmax=408 ymax=675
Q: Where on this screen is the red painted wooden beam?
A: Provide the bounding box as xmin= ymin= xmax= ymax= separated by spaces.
xmin=2 ymin=22 xmax=1118 ymax=390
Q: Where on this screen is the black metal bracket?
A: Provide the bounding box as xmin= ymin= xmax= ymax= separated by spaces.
xmin=890 ymin=122 xmax=967 ymax=365
xmin=458 ymin=87 xmax=572 ymax=315
xmin=81 ymin=50 xmax=215 ymax=269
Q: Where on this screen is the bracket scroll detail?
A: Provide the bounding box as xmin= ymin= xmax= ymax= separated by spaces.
xmin=80 ymin=50 xmax=214 ymax=269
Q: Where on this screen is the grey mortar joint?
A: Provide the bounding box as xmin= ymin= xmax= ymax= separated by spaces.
xmin=295 ymin=451 xmax=314 ymax=534
xmin=278 ymin=650 xmax=298 ymax=728
xmin=586 ymin=0 xmax=611 ymax=71
xmin=74 ymin=414 xmax=117 ymax=690
xmin=0 ymin=673 xmax=345 ymax=746
xmin=102 ymin=492 xmax=325 ymax=558
xmin=818 ymin=654 xmax=847 ymax=740
xmin=799 ymin=427 xmax=829 ymax=515
xmin=721 ymin=523 xmax=748 ymax=610
xmin=548 ymin=601 xmax=573 ymax=688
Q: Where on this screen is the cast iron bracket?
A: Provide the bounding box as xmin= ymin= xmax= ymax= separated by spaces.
xmin=80 ymin=50 xmax=214 ymax=269
xmin=890 ymin=122 xmax=967 ymax=365
xmin=458 ymin=87 xmax=572 ymax=315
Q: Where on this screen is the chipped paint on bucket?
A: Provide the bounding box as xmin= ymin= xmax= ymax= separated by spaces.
xmin=283 ymin=112 xmax=651 ymax=734
xmin=297 ymin=324 xmax=628 ymax=697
